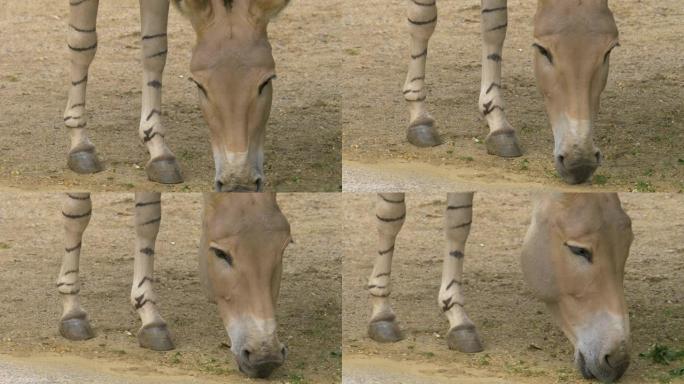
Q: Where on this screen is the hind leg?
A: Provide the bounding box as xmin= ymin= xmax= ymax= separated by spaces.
xmin=479 ymin=0 xmax=522 ymax=157
xmin=367 ymin=193 xmax=406 ymax=342
xmin=403 ymin=0 xmax=441 ymax=147
xmin=58 ymin=193 xmax=95 ymax=340
xmin=440 ymin=192 xmax=483 ymax=352
xmin=138 ymin=0 xmax=183 ymax=184
xmin=64 ymin=0 xmax=103 ymax=173
xmin=131 ymin=192 xmax=174 ymax=351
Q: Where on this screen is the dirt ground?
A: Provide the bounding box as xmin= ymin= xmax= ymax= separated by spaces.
xmin=342 ymin=192 xmax=684 ymax=383
xmin=0 ymin=193 xmax=342 ymax=384
xmin=341 ymin=0 xmax=683 ymax=192
xmin=0 ymin=1 xmax=341 ymax=192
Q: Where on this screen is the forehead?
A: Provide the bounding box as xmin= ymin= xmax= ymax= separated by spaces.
xmin=534 ymin=1 xmax=618 ymax=39
xmin=206 ymin=196 xmax=290 ymax=240
xmin=191 ymin=34 xmax=274 ymax=73
xmin=548 ymin=195 xmax=629 ymax=238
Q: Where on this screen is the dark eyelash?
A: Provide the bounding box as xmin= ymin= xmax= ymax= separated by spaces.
xmin=532 ymin=43 xmax=553 ymax=64
xmin=211 ymin=247 xmax=233 ymax=266
xmin=258 ymin=75 xmax=277 ymax=95
xmin=189 ymin=77 xmax=208 ymax=98
xmin=564 ymin=242 xmax=593 ymax=263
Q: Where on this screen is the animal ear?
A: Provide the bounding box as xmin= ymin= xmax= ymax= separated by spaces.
xmin=172 ymin=0 xmax=214 ymax=31
xmin=249 ymin=0 xmax=290 ymax=22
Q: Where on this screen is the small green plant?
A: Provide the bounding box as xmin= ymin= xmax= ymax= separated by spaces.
xmin=288 ymin=373 xmax=305 ymax=384
xmin=593 ymin=174 xmax=608 ymax=185
xmin=519 ymin=159 xmax=529 ymax=171
xmin=640 ymin=344 xmax=684 ymax=365
xmin=634 ymin=180 xmax=655 ymax=192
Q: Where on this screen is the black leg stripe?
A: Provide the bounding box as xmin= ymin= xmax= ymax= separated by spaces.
xmin=140 ymin=247 xmax=155 ymax=256
xmin=146 ymin=109 xmax=161 ymax=121
xmin=68 ymin=42 xmax=98 ymax=52
xmin=140 ymin=217 xmax=161 ymax=226
xmin=138 ymin=276 xmax=153 ymax=288
xmin=147 ymin=80 xmax=162 ymax=89
xmin=146 ymin=49 xmax=168 ymax=59
xmin=449 ymin=250 xmax=464 ymax=258
xmin=136 ymin=200 xmax=161 ymax=207
xmin=65 ymin=242 xmax=82 ymax=253
xmin=376 ymin=213 xmax=406 ymax=222
xmin=378 ymin=245 xmax=395 ymax=255
xmin=408 ymin=16 xmax=437 ymax=25
xmin=487 ymin=53 xmax=502 ymax=62
xmin=447 ymin=204 xmax=472 ymax=210
xmin=411 ymin=48 xmax=428 ymax=59
xmin=62 ymin=209 xmax=91 ymax=219
xmin=142 ymin=33 xmax=167 ymax=40
xmin=482 ymin=6 xmax=507 ymax=13
xmin=487 ymin=23 xmax=508 ymax=32
xmin=69 ymin=24 xmax=96 ymax=33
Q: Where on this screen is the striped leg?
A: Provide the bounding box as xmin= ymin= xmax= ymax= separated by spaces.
xmin=479 ymin=0 xmax=521 ymax=157
xmin=403 ymin=0 xmax=441 ymax=147
xmin=367 ymin=193 xmax=406 ymax=342
xmin=440 ymin=193 xmax=483 ymax=352
xmin=138 ymin=1 xmax=183 ymax=184
xmin=132 ymin=192 xmax=174 ymax=351
xmin=58 ymin=193 xmax=94 ymax=340
xmin=64 ymin=0 xmax=103 ymax=174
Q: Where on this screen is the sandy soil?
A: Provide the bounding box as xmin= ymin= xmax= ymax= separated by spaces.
xmin=0 ymin=1 xmax=341 ymax=192
xmin=0 ymin=193 xmax=342 ymax=384
xmin=342 ymin=192 xmax=684 ymax=383
xmin=341 ymin=0 xmax=683 ymax=192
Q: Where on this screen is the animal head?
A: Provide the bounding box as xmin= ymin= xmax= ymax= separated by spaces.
xmin=522 ymin=193 xmax=633 ymax=382
xmin=533 ymin=0 xmax=619 ymax=184
xmin=200 ymin=193 xmax=292 ymax=378
xmin=175 ymin=0 xmax=289 ymax=191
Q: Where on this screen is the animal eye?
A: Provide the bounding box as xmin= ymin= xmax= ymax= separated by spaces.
xmin=211 ymin=247 xmax=233 ymax=266
xmin=565 ymin=243 xmax=592 ymax=263
xmin=258 ymin=75 xmax=277 ymax=95
xmin=533 ymin=43 xmax=553 ymax=64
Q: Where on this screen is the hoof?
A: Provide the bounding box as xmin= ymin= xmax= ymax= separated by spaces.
xmin=59 ymin=317 xmax=94 ymax=341
xmin=368 ymin=320 xmax=403 ymax=343
xmin=67 ymin=148 xmax=104 ymax=174
xmin=145 ymin=157 xmax=183 ymax=184
xmin=137 ymin=323 xmax=175 ymax=351
xmin=407 ymin=118 xmax=442 ymax=147
xmin=485 ymin=130 xmax=522 ymax=158
xmin=447 ymin=324 xmax=483 ymax=353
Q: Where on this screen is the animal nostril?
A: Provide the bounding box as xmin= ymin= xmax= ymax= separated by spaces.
xmin=604 ymin=353 xmax=613 ymax=368
xmin=241 ymin=348 xmax=252 ymax=361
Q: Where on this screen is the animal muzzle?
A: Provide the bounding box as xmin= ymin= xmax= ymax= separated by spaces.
xmin=213 ymin=151 xmax=264 ymax=192
xmin=575 ymin=343 xmax=630 ymax=383
xmin=554 ymin=149 xmax=600 ymax=185
xmin=235 ymin=342 xmax=287 ymax=378
xmin=573 ymin=312 xmax=631 ymax=383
